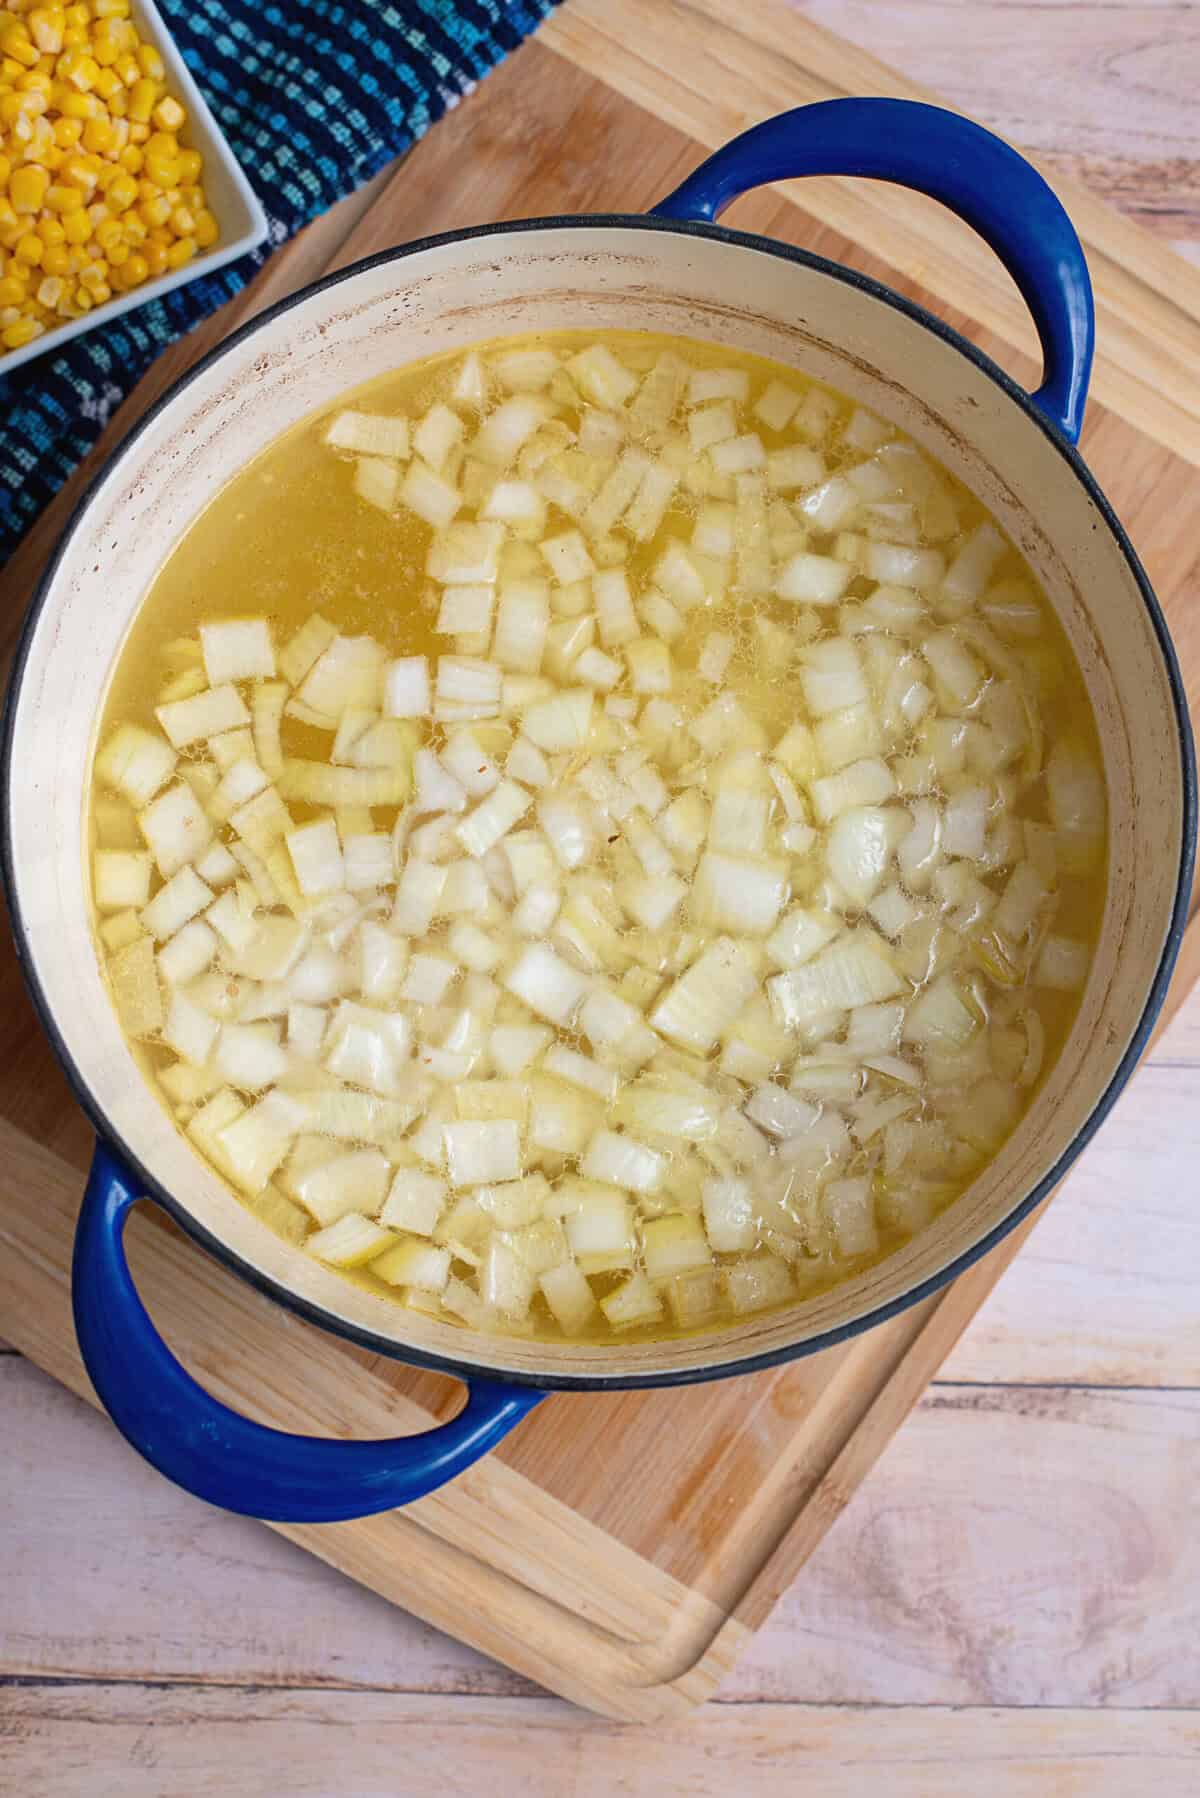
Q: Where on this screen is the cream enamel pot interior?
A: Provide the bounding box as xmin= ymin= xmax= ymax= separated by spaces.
xmin=4 ymin=100 xmax=1195 ymax=1523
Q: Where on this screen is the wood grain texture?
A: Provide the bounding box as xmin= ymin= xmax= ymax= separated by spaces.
xmin=2 ymin=1689 xmax=1198 ymax=1798
xmin=2 ymin=0 xmax=1199 ymax=1746
xmin=6 ymin=1357 xmax=1200 ymax=1709
xmin=541 ymin=0 xmax=1200 ymax=463
xmin=799 ymin=0 xmax=1200 ymax=252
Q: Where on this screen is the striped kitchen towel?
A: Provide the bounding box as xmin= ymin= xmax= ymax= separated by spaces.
xmin=0 ymin=0 xmax=558 ymax=568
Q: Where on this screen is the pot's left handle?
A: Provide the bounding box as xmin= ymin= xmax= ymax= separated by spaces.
xmin=73 ymin=1141 xmax=543 ymax=1522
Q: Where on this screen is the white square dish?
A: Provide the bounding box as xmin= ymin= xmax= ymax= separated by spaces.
xmin=1 ymin=0 xmax=270 ymax=376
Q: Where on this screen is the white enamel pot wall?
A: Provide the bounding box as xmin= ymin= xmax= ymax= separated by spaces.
xmin=4 ymin=100 xmax=1195 ymax=1523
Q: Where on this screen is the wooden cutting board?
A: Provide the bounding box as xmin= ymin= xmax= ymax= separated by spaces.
xmin=1 ymin=0 xmax=1198 ymax=1725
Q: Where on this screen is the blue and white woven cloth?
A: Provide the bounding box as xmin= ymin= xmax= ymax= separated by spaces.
xmin=0 ymin=0 xmax=558 ymax=567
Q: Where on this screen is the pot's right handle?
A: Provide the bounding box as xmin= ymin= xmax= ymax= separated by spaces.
xmin=652 ymin=97 xmax=1095 ymax=445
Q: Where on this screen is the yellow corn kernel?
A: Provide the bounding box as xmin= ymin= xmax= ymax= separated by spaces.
xmin=107 ymin=116 xmax=129 ymax=150
xmin=66 ymin=5 xmax=92 ymax=26
xmin=138 ymin=192 xmax=169 ymax=227
xmin=41 ymin=241 xmax=70 ymax=274
xmin=78 ymin=256 xmax=107 ymax=287
xmin=113 ymin=49 xmax=137 ymax=84
xmin=0 ymin=155 xmax=9 ymax=188
xmin=93 ymin=64 xmax=120 ymax=97
xmin=106 ymin=169 xmax=136 ymax=210
xmin=94 ymin=0 xmax=131 ymax=16
xmin=143 ymin=153 xmax=176 ymax=188
xmin=59 ymin=151 xmax=97 ymax=189
xmin=85 ymin=197 xmax=108 ymax=223
xmin=29 ymin=10 xmax=66 ymax=56
xmin=144 ymin=130 xmax=177 ymax=158
xmin=71 ymin=282 xmax=93 ymax=310
xmin=121 ymin=212 xmax=144 ymax=243
xmin=0 ymin=274 xmax=28 ymax=305
xmin=164 ymin=233 xmax=194 ymax=270
xmin=78 ymin=113 xmax=109 ymax=153
xmin=36 ymin=212 xmax=66 ymax=242
xmin=151 ymin=94 xmax=184 ymax=133
xmin=192 ymin=208 xmax=217 ymax=250
xmin=128 ymin=119 xmax=149 ymax=143
xmin=169 ymin=203 xmax=194 ymax=237
xmin=128 ymin=76 xmax=156 ymax=122
xmin=136 ymin=41 xmax=163 ymax=81
xmin=141 ymin=236 xmax=166 ymax=276
xmin=61 ymin=25 xmax=89 ymax=48
xmin=59 ymin=89 xmax=96 ymax=118
xmin=2 ymin=316 xmax=44 ymax=349
xmin=58 ymin=46 xmax=99 ymax=90
xmin=44 ymin=181 xmax=84 ymax=213
xmin=10 ymin=164 xmax=49 ymax=212
xmin=19 ymin=68 xmax=54 ymax=97
xmin=0 ymin=93 xmax=31 ymax=127
xmin=175 ymin=148 xmax=202 ymax=185
xmin=62 ymin=204 xmax=90 ymax=241
xmin=89 ymin=278 xmax=110 ymax=302
xmin=35 ymin=273 xmax=63 ymax=307
xmin=117 ymin=143 xmax=142 ymax=173
xmin=106 ymin=237 xmax=129 ymax=266
xmin=94 ymin=214 xmax=121 ymax=248
xmin=114 ymin=247 xmax=146 ymax=288
xmin=91 ymin=34 xmax=120 ymax=68
xmin=0 ymin=30 xmax=41 ymax=71
xmin=106 ymin=84 xmax=126 ymax=117
xmin=53 ymin=113 xmax=83 ymax=147
xmin=15 ymin=232 xmax=44 ymax=265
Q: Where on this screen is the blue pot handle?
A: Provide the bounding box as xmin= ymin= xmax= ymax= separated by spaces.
xmin=652 ymin=97 xmax=1095 ymax=444
xmin=73 ymin=1140 xmax=543 ymax=1521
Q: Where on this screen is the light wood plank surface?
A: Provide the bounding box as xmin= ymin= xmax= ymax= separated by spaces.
xmin=3 ymin=0 xmax=1199 ymax=1787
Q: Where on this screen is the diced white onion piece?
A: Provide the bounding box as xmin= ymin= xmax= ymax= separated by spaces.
xmin=617 ymin=872 xmax=687 ymax=931
xmin=650 ymin=937 xmax=759 ymax=1053
xmin=140 ymin=864 xmax=213 ymax=941
xmin=539 ymin=1262 xmax=596 ymax=1335
xmin=161 ymin=989 xmax=220 ymax=1067
xmin=825 ymin=1175 xmax=879 ymax=1256
xmin=538 ymin=525 xmax=594 ymax=584
xmin=696 ymin=631 xmax=735 ymax=684
xmin=492 ymin=578 xmax=550 ymax=673
xmin=766 ymin=906 xmax=841 ymax=971
xmin=564 ymin=1192 xmax=634 ymax=1274
xmin=200 ymin=618 xmax=275 ymax=687
xmin=545 ymin=1045 xmax=619 ymax=1105
xmin=157 ymin=918 xmax=218 ymax=987
xmin=710 ymin=432 xmax=764 ymax=476
xmin=769 ymin=931 xmax=904 ymax=1031
xmin=625 ymin=460 xmax=679 ymax=542
xmin=94 ymin=849 xmax=152 ymax=912
xmin=376 ymin=655 xmax=429 ymax=720
xmin=746 ymin=1082 xmax=819 ymax=1139
xmin=923 ymin=630 xmax=984 ymax=710
xmin=799 ymin=639 xmax=869 ymax=718
xmin=441 ymin=728 xmax=500 ymax=797
xmin=942 ymin=521 xmax=1006 ymax=611
xmin=325 ymin=410 xmax=410 ymax=459
xmin=689 ymin=401 xmax=737 ymax=452
xmin=766 ymin=444 xmax=824 ymax=492
xmin=754 ymin=379 xmax=801 ymax=432
xmin=435 ymin=584 xmax=495 ymax=638
xmin=624 ymin=637 xmax=672 ymax=694
xmin=308 ymin=1214 xmax=395 ymax=1268
xmin=96 ymin=724 xmax=177 ymax=809
xmin=340 ymin=832 xmax=390 ymax=892
xmin=847 ymin=1000 xmax=905 ymax=1055
xmin=642 ymin=1213 xmax=712 ymax=1281
xmin=435 ymin=655 xmax=502 ymax=717
xmin=504 ymin=942 xmax=590 ymax=1026
xmin=566 ymin=343 xmax=637 ymax=409
xmin=399 ymin=457 xmax=462 ymax=528
xmin=810 ymin=757 xmax=896 ymax=825
xmin=654 ymin=540 xmax=707 ymax=610
xmin=600 ymin=1269 xmax=664 ymax=1328
xmin=400 ymin=954 xmax=458 ymax=1007
xmin=506 ymin=735 xmax=551 ymax=789
xmin=898 ymin=798 xmax=944 ymax=892
xmin=391 ymin=859 xmax=447 ymax=936
xmin=692 ymin=501 xmax=734 ymax=559
xmin=445 ymin=922 xmax=502 ymax=974
xmin=589 ymin=567 xmax=637 ymax=649
xmin=1046 ymin=737 xmax=1106 ymax=874
xmin=287 ymin=1002 xmax=328 ymax=1062
xmin=701 ymin=1177 xmax=757 ymax=1252
xmin=156 ymin=683 xmax=249 ymax=750
xmin=413 ymin=402 xmax=465 ymax=472
xmin=138 ymin=781 xmax=213 ymax=877
xmin=798 ymin=474 xmax=858 ymax=533
xmin=539 ymin=793 xmax=595 ymax=871
xmin=427 ymin=517 xmax=505 ymax=585
xmin=572 ymin=647 xmax=619 ymax=692
xmin=444 ymin=1119 xmax=521 ymax=1188
xmin=1036 ymin=934 xmax=1090 ymax=991
xmin=776 ymin=551 xmax=853 ymax=606
xmin=867 ymin=883 xmax=923 ymax=939
xmin=214 ymin=1022 xmax=289 ymax=1090
xmin=942 ymin=785 xmax=989 ymax=861
xmin=490 ymin=1023 xmax=553 ymax=1076
xmin=902 ymin=974 xmax=979 ymax=1047
xmin=284 ymin=819 xmax=343 ymax=898
xmin=688 ymin=366 xmax=748 ymax=405
xmin=689 ymin=850 xmax=787 ymax=938
xmin=826 ymin=805 xmax=893 ymax=907
xmin=724 ymin=1253 xmax=793 ymax=1314
xmin=454 ymin=779 xmax=531 ymax=859
xmin=353 ymin=456 xmax=400 ymax=513
xmin=450 ymin=353 xmax=486 ymax=410
xmin=374 ymin=1238 xmax=451 ymax=1291
xmin=512 ymin=880 xmax=562 ymax=937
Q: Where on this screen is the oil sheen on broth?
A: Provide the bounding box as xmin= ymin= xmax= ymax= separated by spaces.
xmin=87 ymin=329 xmax=1108 ymax=1345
